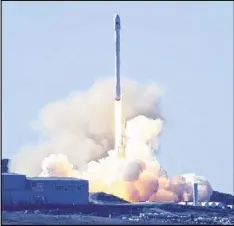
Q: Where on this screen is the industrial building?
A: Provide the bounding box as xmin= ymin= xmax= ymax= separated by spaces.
xmin=2 ymin=172 xmax=89 ymax=206
xmin=2 ymin=158 xmax=9 ymax=173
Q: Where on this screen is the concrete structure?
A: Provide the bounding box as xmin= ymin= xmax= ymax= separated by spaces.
xmin=2 ymin=173 xmax=27 ymax=190
xmin=28 ymin=177 xmax=89 ymax=205
xmin=2 ymin=173 xmax=89 ymax=206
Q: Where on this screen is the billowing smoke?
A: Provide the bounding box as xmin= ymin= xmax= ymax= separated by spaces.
xmin=10 ymin=77 xmax=213 ymax=202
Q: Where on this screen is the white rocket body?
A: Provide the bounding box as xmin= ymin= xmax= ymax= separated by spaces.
xmin=114 ymin=15 xmax=126 ymax=158
xmin=115 ymin=15 xmax=121 ymax=101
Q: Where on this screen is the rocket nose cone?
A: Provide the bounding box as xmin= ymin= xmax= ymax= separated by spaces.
xmin=115 ymin=14 xmax=121 ymax=30
xmin=115 ymin=14 xmax=120 ymax=23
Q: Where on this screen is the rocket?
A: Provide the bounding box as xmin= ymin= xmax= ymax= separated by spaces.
xmin=114 ymin=14 xmax=126 ymax=158
xmin=115 ymin=14 xmax=121 ymax=101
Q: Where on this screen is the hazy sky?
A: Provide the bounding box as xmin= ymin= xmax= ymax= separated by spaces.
xmin=2 ymin=2 xmax=233 ymax=194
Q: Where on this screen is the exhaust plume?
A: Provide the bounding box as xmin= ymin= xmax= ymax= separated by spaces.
xmin=10 ymin=77 xmax=213 ymax=202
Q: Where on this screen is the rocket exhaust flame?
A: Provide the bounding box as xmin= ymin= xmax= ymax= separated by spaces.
xmin=114 ymin=100 xmax=123 ymax=153
xmin=10 ymin=15 xmax=213 ymax=203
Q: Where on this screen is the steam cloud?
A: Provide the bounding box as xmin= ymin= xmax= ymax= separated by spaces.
xmin=10 ymin=77 xmax=213 ymax=202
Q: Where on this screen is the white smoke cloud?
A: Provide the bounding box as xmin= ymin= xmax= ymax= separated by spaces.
xmin=181 ymin=173 xmax=213 ymax=202
xmin=10 ymin=77 xmax=161 ymax=176
xmin=10 ymin=77 xmax=213 ymax=202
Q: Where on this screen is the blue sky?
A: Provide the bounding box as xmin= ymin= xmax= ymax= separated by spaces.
xmin=2 ymin=2 xmax=233 ymax=194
